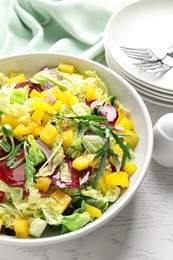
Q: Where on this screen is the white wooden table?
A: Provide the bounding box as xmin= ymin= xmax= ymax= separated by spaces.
xmin=0 ymin=99 xmax=173 ymax=260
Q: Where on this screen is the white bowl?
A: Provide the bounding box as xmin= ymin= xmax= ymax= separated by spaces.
xmin=0 ymin=53 xmax=153 ymax=247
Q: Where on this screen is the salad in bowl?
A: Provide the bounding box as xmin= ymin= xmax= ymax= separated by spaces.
xmin=0 ymin=52 xmax=153 ymax=247
xmin=0 ymin=60 xmax=139 ymax=239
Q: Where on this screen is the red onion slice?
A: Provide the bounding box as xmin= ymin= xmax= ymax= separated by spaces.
xmin=35 ymin=140 xmax=53 ymax=169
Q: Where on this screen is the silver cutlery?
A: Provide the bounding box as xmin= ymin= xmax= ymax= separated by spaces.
xmin=120 ymin=45 xmax=173 ymax=72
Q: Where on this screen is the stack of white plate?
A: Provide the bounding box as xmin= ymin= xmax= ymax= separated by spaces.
xmin=104 ymin=0 xmax=173 ymax=108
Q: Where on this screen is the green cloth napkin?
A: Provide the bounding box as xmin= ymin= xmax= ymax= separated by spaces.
xmin=0 ymin=0 xmax=127 ymax=62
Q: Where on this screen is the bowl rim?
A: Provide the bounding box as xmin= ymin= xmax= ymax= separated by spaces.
xmin=0 ymin=52 xmax=153 ymax=246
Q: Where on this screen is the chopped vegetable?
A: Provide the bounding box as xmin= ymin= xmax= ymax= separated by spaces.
xmin=0 ymin=63 xmax=139 ymax=238
xmin=13 ymin=218 xmax=29 ymax=238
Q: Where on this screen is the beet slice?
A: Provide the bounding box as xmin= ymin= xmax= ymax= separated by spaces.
xmin=51 ymin=158 xmax=92 ymax=188
xmin=0 ymin=149 xmax=26 ymax=187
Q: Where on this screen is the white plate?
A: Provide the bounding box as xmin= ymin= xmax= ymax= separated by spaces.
xmin=104 ymin=0 xmax=173 ymax=92
xmin=105 ymin=42 xmax=173 ymax=96
xmin=105 ymin=53 xmax=173 ymax=108
xmin=106 ymin=52 xmax=173 ymax=101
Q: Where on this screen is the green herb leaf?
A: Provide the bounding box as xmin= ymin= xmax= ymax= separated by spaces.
xmin=7 ymin=142 xmax=24 ymax=167
xmin=0 ymin=140 xmax=11 ymax=152
xmin=92 ymin=152 xmax=108 ymax=189
xmin=10 ymin=158 xmax=24 ymax=169
xmin=108 ymin=148 xmax=120 ymax=172
xmin=110 ymin=129 xmax=131 ymax=159
xmin=24 ymin=141 xmax=35 ymax=185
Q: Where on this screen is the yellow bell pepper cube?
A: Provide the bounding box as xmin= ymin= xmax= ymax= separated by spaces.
xmin=64 ymin=91 xmax=79 ymax=106
xmin=41 ymin=86 xmax=68 ymax=105
xmin=52 ymin=100 xmax=62 ymax=112
xmin=59 ymin=63 xmax=75 ymax=74
xmin=62 ymin=129 xmax=74 ymax=148
xmin=50 ymin=189 xmax=72 ymax=214
xmin=31 ymin=108 xmax=45 ymax=124
xmin=41 ymin=86 xmax=60 ymax=98
xmin=0 ymin=219 xmax=3 ymax=231
xmin=123 ymin=129 xmax=139 ymax=149
xmin=13 ymin=218 xmax=29 ymax=238
xmin=124 ymin=162 xmax=137 ymax=176
xmin=13 ymin=122 xmax=38 ymax=136
xmin=41 ymin=114 xmax=51 ymax=126
xmin=85 ymin=203 xmax=102 ymax=218
xmin=1 ymin=114 xmax=20 ymax=129
xmin=72 ymin=156 xmax=90 ymax=171
xmin=117 ymin=116 xmax=134 ymax=130
xmin=40 ymin=123 xmax=58 ymax=144
xmin=85 ymin=154 xmax=100 ymax=167
xmin=33 ymin=100 xmax=54 ymax=113
xmin=31 ymin=125 xmax=44 ymax=137
xmin=8 ymin=73 xmax=25 ymax=84
xmin=8 ymin=72 xmax=22 ymax=78
xmin=116 ymin=109 xmax=125 ymax=123
xmin=85 ymin=86 xmax=96 ymax=102
xmin=35 ymin=177 xmax=52 ymax=193
xmin=29 ymin=89 xmax=42 ymax=98
xmin=106 ymin=171 xmax=130 ymax=188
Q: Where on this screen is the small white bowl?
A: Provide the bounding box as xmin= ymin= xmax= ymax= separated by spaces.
xmin=153 ymin=113 xmax=173 ymax=167
xmin=0 ymin=53 xmax=153 ymax=247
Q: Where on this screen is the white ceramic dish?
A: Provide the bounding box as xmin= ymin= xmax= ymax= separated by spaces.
xmin=0 ymin=53 xmax=153 ymax=247
xmin=105 ymin=53 xmax=173 ymax=108
xmin=153 ymin=113 xmax=173 ymax=168
xmin=104 ymin=0 xmax=173 ymax=92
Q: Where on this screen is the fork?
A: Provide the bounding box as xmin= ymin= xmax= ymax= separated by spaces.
xmin=120 ymin=45 xmax=173 ymax=72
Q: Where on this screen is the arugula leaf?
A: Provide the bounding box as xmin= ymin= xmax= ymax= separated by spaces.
xmin=0 ymin=140 xmax=11 ymax=152
xmin=93 ymin=152 xmax=108 ymax=189
xmin=110 ymin=128 xmax=131 ymax=160
xmin=54 ymin=112 xmax=132 ymax=188
xmin=7 ymin=142 xmax=24 ymax=167
xmin=109 ymin=148 xmax=120 ymax=171
xmin=24 ymin=141 xmax=35 ymax=185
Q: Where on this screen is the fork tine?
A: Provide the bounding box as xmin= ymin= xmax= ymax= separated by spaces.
xmin=120 ymin=46 xmax=159 ymax=62
xmin=125 ymin=53 xmax=153 ymax=61
xmin=122 ymin=50 xmax=150 ymax=56
xmin=134 ymin=61 xmax=162 ymax=67
xmin=120 ymin=46 xmax=149 ymax=52
xmin=138 ymin=63 xmax=165 ymax=72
